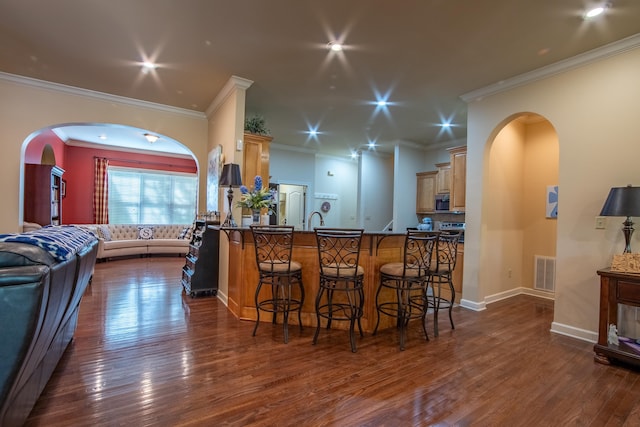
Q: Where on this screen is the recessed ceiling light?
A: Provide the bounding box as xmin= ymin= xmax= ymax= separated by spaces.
xmin=377 ymin=100 xmax=388 ymax=107
xmin=98 ymin=134 xmax=107 ymax=140
xmin=327 ymin=41 xmax=343 ymax=52
xmin=142 ymin=61 xmax=156 ymax=69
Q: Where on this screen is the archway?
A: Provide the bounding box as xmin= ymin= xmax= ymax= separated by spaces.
xmin=482 ymin=113 xmax=559 ymax=301
xmin=22 ymin=123 xmax=199 ymax=226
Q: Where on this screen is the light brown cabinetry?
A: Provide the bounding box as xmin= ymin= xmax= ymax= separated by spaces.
xmin=243 ymin=132 xmax=272 ymax=189
xmin=24 ymin=164 xmax=65 ymax=226
xmin=448 ymin=146 xmax=467 ymax=212
xmin=435 ymin=162 xmax=451 ymax=194
xmin=416 ymin=171 xmax=437 ymax=213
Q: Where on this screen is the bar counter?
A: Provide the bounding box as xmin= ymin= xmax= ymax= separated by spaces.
xmin=218 ymin=227 xmax=463 ymax=333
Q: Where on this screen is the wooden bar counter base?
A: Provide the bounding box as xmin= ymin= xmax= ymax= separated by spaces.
xmin=221 ymin=228 xmax=463 ymax=334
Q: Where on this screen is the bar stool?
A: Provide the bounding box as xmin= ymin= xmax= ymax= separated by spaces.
xmin=427 ymin=231 xmax=461 ymax=337
xmin=313 ymin=228 xmax=365 ymax=352
xmin=373 ymin=230 xmax=438 ymax=350
xmin=250 ymin=225 xmax=304 ymax=343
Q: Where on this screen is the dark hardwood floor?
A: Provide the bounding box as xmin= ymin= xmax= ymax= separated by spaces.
xmin=24 ymin=257 xmax=640 ymax=426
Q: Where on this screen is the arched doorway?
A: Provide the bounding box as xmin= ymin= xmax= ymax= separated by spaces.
xmin=482 ymin=113 xmax=559 ymax=300
xmin=22 ymin=123 xmax=199 ymax=226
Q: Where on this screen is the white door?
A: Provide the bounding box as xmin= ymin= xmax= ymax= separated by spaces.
xmin=280 ymin=184 xmax=306 ymax=230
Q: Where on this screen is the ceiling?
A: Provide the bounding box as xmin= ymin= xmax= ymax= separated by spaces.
xmin=2 ymin=0 xmax=639 ymax=157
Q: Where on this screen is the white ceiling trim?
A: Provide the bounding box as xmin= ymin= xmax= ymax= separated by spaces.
xmin=0 ymin=71 xmax=206 ymax=119
xmin=461 ymin=33 xmax=640 ymax=103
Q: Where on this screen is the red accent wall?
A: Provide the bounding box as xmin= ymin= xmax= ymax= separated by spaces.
xmin=24 ymin=129 xmax=66 ymax=166
xmin=63 ymin=146 xmax=197 ymax=224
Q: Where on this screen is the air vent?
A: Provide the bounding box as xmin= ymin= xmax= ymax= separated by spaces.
xmin=534 ymin=255 xmax=556 ymax=292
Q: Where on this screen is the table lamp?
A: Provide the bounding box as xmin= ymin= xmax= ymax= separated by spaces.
xmin=599 ymin=185 xmax=640 ymax=253
xmin=219 ymin=163 xmax=242 ymax=227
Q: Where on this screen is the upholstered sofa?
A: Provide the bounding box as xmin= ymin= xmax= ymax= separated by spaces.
xmin=0 ymin=226 xmax=98 ymax=427
xmin=78 ymin=224 xmax=191 ymax=260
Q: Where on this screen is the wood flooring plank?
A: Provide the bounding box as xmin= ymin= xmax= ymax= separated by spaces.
xmin=21 ymin=257 xmax=640 ymax=426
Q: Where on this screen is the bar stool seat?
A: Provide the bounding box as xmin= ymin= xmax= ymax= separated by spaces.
xmin=313 ymin=228 xmax=365 ymax=352
xmin=251 ymin=225 xmax=304 ymax=343
xmin=374 ymin=230 xmax=438 ymax=350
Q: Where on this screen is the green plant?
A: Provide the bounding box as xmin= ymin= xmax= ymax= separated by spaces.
xmin=244 ymin=114 xmax=270 ymax=136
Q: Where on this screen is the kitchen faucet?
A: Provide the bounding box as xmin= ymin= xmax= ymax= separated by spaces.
xmin=306 ymin=211 xmax=325 ymax=230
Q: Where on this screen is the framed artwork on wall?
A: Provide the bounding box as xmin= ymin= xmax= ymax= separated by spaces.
xmin=546 ymin=185 xmax=558 ymax=218
xmin=206 ymin=145 xmax=224 ymax=212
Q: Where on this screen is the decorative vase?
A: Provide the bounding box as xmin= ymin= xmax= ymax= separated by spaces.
xmin=252 ymin=210 xmax=261 ymax=224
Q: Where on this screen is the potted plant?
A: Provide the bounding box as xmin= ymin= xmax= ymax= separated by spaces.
xmin=244 ymin=114 xmax=270 ymax=136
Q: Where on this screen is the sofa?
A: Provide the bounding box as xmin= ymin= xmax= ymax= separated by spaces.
xmin=78 ymin=224 xmax=192 ymax=260
xmin=0 ymin=226 xmax=98 ymax=427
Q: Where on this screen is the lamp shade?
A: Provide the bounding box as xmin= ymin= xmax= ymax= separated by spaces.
xmin=599 ymin=185 xmax=640 ymax=217
xmin=219 ymin=163 xmax=242 ymax=187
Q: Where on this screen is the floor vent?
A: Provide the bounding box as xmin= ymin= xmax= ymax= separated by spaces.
xmin=534 ymin=255 xmax=556 ymax=292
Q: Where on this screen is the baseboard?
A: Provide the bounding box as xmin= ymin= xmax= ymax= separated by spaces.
xmin=550 ymin=322 xmax=598 ymax=343
xmin=216 ymin=289 xmax=229 ymax=307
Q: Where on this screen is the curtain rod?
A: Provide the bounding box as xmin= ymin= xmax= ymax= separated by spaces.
xmin=94 ymin=156 xmax=192 ymax=169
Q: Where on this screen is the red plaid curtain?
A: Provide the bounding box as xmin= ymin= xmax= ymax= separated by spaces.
xmin=93 ymin=157 xmax=109 ymax=224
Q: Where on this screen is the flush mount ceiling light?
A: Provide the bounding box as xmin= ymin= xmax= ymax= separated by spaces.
xmin=144 ymin=133 xmax=159 ymax=143
xmin=327 ymin=41 xmax=343 ymax=52
xmin=584 ymin=2 xmax=611 ymax=19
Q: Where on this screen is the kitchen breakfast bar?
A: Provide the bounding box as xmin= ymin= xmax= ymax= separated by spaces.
xmin=219 ymin=227 xmax=463 ymax=334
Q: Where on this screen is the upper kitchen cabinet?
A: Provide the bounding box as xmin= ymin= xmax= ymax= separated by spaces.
xmin=447 ymin=146 xmax=467 ymax=212
xmin=416 ymin=171 xmax=437 ymax=213
xmin=435 ymin=162 xmax=451 ymax=194
xmin=243 ymin=132 xmax=272 ymax=188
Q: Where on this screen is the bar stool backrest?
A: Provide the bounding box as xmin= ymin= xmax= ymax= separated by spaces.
xmin=314 ymin=228 xmax=364 ymax=279
xmin=434 ymin=232 xmax=461 ymax=274
xmin=403 ymin=230 xmax=439 ymax=277
xmin=250 ymin=225 xmax=295 ymax=275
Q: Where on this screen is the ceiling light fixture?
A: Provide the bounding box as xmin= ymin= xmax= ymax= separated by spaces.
xmin=144 ymin=133 xmax=159 ymax=143
xmin=584 ymin=3 xmax=610 ymax=19
xmin=327 ymin=41 xmax=343 ymax=52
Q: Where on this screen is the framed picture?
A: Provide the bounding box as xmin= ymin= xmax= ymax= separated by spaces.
xmin=61 ymin=179 xmax=66 ymax=198
xmin=206 ymin=145 xmax=224 ymax=212
xmin=546 ymin=185 xmax=558 ymax=218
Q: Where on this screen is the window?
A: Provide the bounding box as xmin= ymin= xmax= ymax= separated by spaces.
xmin=108 ymin=167 xmax=197 ymax=224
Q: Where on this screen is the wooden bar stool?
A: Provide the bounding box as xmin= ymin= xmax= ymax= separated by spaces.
xmin=373 ymin=230 xmax=438 ymax=350
xmin=427 ymin=231 xmax=461 ymax=337
xmin=250 ymin=225 xmax=304 ymax=343
xmin=313 ymin=228 xmax=365 ymax=352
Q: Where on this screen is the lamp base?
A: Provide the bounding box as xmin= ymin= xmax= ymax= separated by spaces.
xmin=222 ymin=186 xmax=238 ymax=228
xmin=622 ymin=216 xmax=635 ymax=253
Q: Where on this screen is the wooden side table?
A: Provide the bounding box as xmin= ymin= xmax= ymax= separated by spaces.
xmin=595 ymin=268 xmax=640 ymax=367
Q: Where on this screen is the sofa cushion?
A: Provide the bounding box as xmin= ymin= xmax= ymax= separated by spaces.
xmin=137 ymin=226 xmax=154 ymax=240
xmin=96 ymin=225 xmax=112 ymax=241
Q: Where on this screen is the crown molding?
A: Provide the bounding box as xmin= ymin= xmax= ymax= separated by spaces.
xmin=0 ymin=71 xmax=206 ymax=119
xmin=205 ymin=75 xmax=253 ymax=118
xmin=461 ymin=32 xmax=640 ymax=103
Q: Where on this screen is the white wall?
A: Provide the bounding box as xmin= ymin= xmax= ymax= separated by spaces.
xmin=313 ymin=155 xmax=358 ymax=228
xmin=361 ymin=152 xmax=394 ymax=231
xmin=464 ymin=42 xmax=640 ymax=341
xmin=394 ymin=144 xmax=428 ymax=231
